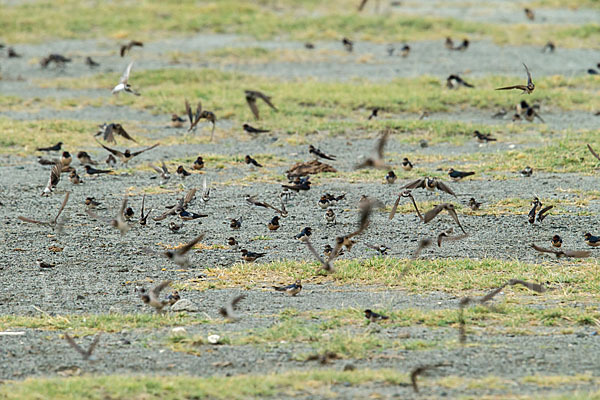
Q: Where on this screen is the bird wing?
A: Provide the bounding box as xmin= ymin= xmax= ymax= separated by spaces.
xmin=183 ymin=188 xmax=197 ymax=207
xmin=587 ymin=144 xmax=600 ymax=161
xmin=176 ymin=234 xmax=205 ymax=255
xmin=194 ymin=102 xmax=202 ymax=123
xmin=375 ymin=130 xmax=389 ymax=159
xmin=303 ymin=236 xmax=331 ymax=271
xmin=406 ymin=192 xmax=424 ymax=221
xmin=98 ymin=142 xmax=123 ymax=157
xmin=423 ymin=204 xmax=444 ymax=223
xmin=116 ymin=125 xmax=136 ymax=142
xmin=86 ymin=334 xmax=101 ymax=358
xmin=246 ymin=97 xmax=260 ymax=120
xmin=18 ymin=216 xmax=47 ymax=225
xmin=562 ymin=250 xmax=591 ymax=258
xmin=479 ymin=282 xmax=509 ymax=304
xmin=412 ymin=238 xmax=432 ymax=259
xmin=495 ymin=85 xmax=526 ymax=91
xmin=120 ymin=45 xmax=127 ymax=57
xmin=64 ymin=334 xmax=88 ymax=357
xmin=257 ymin=92 xmax=277 ymax=111
xmin=131 ymin=143 xmax=160 ymax=157
xmin=53 ymin=192 xmax=70 ymax=224
xmin=104 ymin=124 xmax=116 ymax=143
xmin=537 ymin=205 xmax=553 ymax=222
xmin=185 ymin=99 xmax=194 ymax=125
xmin=434 ymin=180 xmax=456 ymax=197
xmin=151 ymin=280 xmax=172 ymax=298
xmin=446 ymin=207 xmax=466 ymax=233
xmin=230 ymin=294 xmax=246 ymax=309
xmin=389 ymin=195 xmax=402 ymax=220
xmin=120 ymin=61 xmax=134 ymax=84
xmin=523 ymin=63 xmax=532 ymax=86
xmin=402 ymin=178 xmax=426 ymax=190
xmin=531 ymin=243 xmax=556 ymax=255
xmin=508 ymin=279 xmax=546 ymax=293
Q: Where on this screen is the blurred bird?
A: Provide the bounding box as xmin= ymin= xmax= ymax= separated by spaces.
xmin=120 ymin=40 xmax=143 ymax=57
xmin=112 ymin=61 xmax=140 ymax=96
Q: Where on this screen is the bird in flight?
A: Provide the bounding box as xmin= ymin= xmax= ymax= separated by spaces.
xmin=112 ymin=61 xmax=140 ymax=96
xmin=496 ymin=63 xmax=535 ymax=94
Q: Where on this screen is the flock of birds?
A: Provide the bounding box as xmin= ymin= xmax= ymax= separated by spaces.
xmin=3 ymin=2 xmax=600 ymax=392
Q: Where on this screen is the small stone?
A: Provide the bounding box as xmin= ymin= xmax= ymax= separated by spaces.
xmin=207 ymin=334 xmax=220 ymax=344
xmin=171 ymin=327 xmax=186 ymax=334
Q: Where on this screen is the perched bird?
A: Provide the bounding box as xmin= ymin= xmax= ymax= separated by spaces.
xmin=364 ymin=309 xmax=389 ymax=322
xmin=169 ymin=222 xmax=183 ymax=233
xmin=325 ymin=209 xmax=336 ymax=225
xmin=112 ymin=61 xmax=140 ymax=96
xmin=273 ymin=280 xmax=302 ymax=296
xmin=150 ymin=161 xmax=170 ymax=184
xmin=584 ymin=232 xmax=600 ymax=247
xmin=179 ymin=209 xmax=207 ymax=221
xmin=468 ymin=197 xmax=481 ymax=211
xmin=60 ymin=151 xmax=72 ymax=167
xmin=295 ymin=227 xmax=312 ymax=240
xmin=219 ymin=294 xmax=246 ymax=321
xmin=245 ymin=155 xmax=263 ymax=168
xmin=444 ymin=37 xmax=454 ymax=50
xmin=368 ymin=108 xmax=379 ymax=120
xmin=423 ymin=203 xmax=466 ymax=233
xmin=85 ymin=56 xmax=100 ymax=68
xmin=520 ymin=166 xmax=533 ymax=177
xmin=171 ymin=114 xmax=186 ymax=128
xmin=342 ymin=37 xmax=353 ymax=52
xmin=164 ymin=235 xmax=205 ymax=267
xmin=41 ymin=162 xmax=63 ymax=196
xmin=454 ymin=39 xmax=469 ymax=51
xmin=385 ymin=170 xmax=397 ymax=184
xmin=228 ymin=237 xmax=239 ymax=250
xmin=365 ymin=244 xmax=389 ymax=255
xmin=524 ymin=7 xmax=535 ymax=21
xmin=245 ymin=90 xmax=277 ymax=120
xmin=98 ymin=142 xmax=159 ymax=165
xmin=243 ymin=123 xmax=270 ymax=136
xmin=401 ymin=158 xmax=413 ymax=171
xmin=446 ymin=74 xmax=474 ymax=89
xmin=64 ymin=333 xmax=101 ymax=361
xmin=230 ymin=217 xmax=242 ymax=230
xmin=400 ymin=44 xmax=410 ymax=57
xmin=8 ymin=47 xmax=21 ymax=58
xmin=309 ymin=145 xmax=336 ymax=161
xmin=192 ymin=156 xmax=204 ymax=170
xmin=447 ymin=168 xmax=475 ymax=181
xmin=241 ymin=249 xmax=266 ymax=262
xmin=402 ymin=177 xmax=456 ymax=197
xmin=532 ymin=244 xmax=590 ymax=258
xmin=542 ymin=41 xmax=555 ymax=53
xmin=318 ymin=195 xmax=330 ymax=209
xmin=77 ymin=151 xmax=97 ymax=165
xmin=85 ymin=197 xmax=101 ymax=209
xmin=551 ymin=235 xmax=562 ymax=248
xmin=40 ymin=54 xmax=71 ymax=68
xmin=355 ymin=130 xmax=390 ymax=169
xmin=473 ymin=130 xmax=496 ymax=143
xmin=139 ymin=280 xmax=171 ymax=313
xmin=496 ymin=63 xmax=535 ymax=94
xmin=176 ymin=165 xmax=191 ymax=179
xmin=267 ymin=216 xmax=280 ymax=231
xmin=69 ymin=170 xmax=82 ymax=184
xmin=37 ymin=142 xmax=62 ymax=152
xmin=96 ymin=123 xmax=136 ymax=144
xmin=120 ymin=40 xmax=143 ymax=57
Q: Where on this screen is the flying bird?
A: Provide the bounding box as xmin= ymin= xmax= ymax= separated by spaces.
xmin=96 ymin=123 xmax=136 ymax=144
xmin=97 ymin=142 xmax=159 ymax=165
xmin=139 ymin=280 xmax=172 ymax=313
xmin=495 ymin=63 xmax=535 ymax=94
xmin=245 ymin=90 xmax=278 ymax=120
xmin=423 ymin=203 xmax=466 ymax=233
xmin=164 ymin=235 xmax=205 ymax=267
xmin=19 ymin=192 xmax=69 ymax=230
xmin=219 ymin=294 xmax=246 ymax=321
xmin=355 ymin=130 xmax=390 ymax=169
xmin=120 ymin=40 xmax=143 ymax=57
xmin=41 ymin=161 xmax=63 ymax=196
xmin=401 ymin=177 xmax=456 ymax=197
xmin=112 ymin=61 xmax=140 ymax=96
xmin=309 ymin=145 xmax=336 ymax=161
xmin=531 ymin=244 xmax=590 ymax=258
xmin=64 ymin=333 xmax=101 ymax=361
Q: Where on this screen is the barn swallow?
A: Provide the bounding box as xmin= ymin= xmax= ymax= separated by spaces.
xmin=447 ymin=168 xmax=475 ymax=181
xmin=528 ymin=197 xmax=541 ymax=224
xmin=230 ymin=217 xmax=242 ymax=229
xmin=228 ymin=237 xmax=239 ymax=250
xmin=468 ymin=197 xmax=481 ymax=211
xmin=401 ymin=44 xmax=410 ymax=57
xmin=365 ymin=243 xmax=389 ymax=255
xmin=355 ymin=130 xmax=390 ymax=169
xmin=412 ymin=237 xmax=433 ymax=259
xmin=496 ymin=63 xmax=535 ymax=94
xmin=74 ymin=152 xmax=91 ymax=166
xmin=60 ymin=151 xmax=72 ymax=167
xmin=176 ymin=165 xmax=191 ymax=179
xmin=8 ymin=47 xmax=21 ymax=58
xmin=389 ymin=190 xmax=423 ymax=221
xmin=401 ymin=158 xmax=413 ymax=171
xmin=69 ymin=170 xmax=82 ymax=184
xmin=98 ymin=142 xmax=159 ymax=165
xmin=584 ymin=233 xmax=600 ymax=247
xmin=38 ymin=156 xmax=58 ymax=166
xmin=241 ymin=249 xmax=266 ymax=262
xmin=19 ymin=192 xmax=69 ymax=230
xmin=423 ymin=203 xmax=466 ymax=233
xmin=437 ymin=227 xmax=468 ymax=247
xmin=152 ymin=189 xmax=196 ymax=222
xmin=139 ymin=195 xmax=152 ymax=226
xmin=268 ymin=216 xmax=280 ymax=230
xmin=120 ymin=40 xmax=143 ymax=57
xmin=368 ymin=108 xmax=379 ymax=120
xmin=219 ymin=294 xmax=246 ymax=321
xmin=446 ymin=74 xmax=474 ymax=89
xmin=140 ymin=280 xmax=171 ymax=313
xmin=402 ymin=177 xmax=456 ymax=197
xmin=85 ymin=56 xmax=100 ymax=68
xmin=167 ymin=291 xmax=180 ymax=306
xmin=323 ymin=244 xmax=333 ymax=259
xmin=325 ymin=209 xmax=336 ymax=225
xmin=273 ymin=280 xmax=302 ymax=296
xmin=520 ymin=166 xmax=533 ymax=177
xmin=524 ymin=7 xmax=535 ymax=21
xmin=169 ymin=222 xmax=183 ymax=233
xmin=245 ymin=90 xmax=278 ymax=120
xmin=37 ymin=142 xmax=62 ymax=152
xmin=179 ymin=209 xmax=207 ymax=221
xmin=38 ymin=260 xmax=56 ymax=269
xmin=411 ymin=363 xmax=449 ymax=393
xmin=171 ymin=114 xmax=186 ymax=128
xmin=454 ymin=39 xmax=469 ymax=51
xmin=150 ymin=161 xmax=170 ymax=184
xmin=184 ymin=100 xmax=204 ymax=133
xmin=41 ymin=162 xmax=63 ymax=196
xmin=364 ymin=309 xmax=389 ymax=322
xmin=473 ymin=130 xmax=496 ymax=143
xmin=282 ymin=180 xmax=311 ymax=192
xmin=309 ymin=145 xmax=336 ymax=161
xmin=246 ymin=195 xmax=288 ymax=217
xmin=85 ymin=197 xmax=101 ymax=209
xmin=342 ymin=37 xmax=353 ymax=52
xmin=124 ymin=206 xmax=134 ymax=221
xmin=243 ymin=123 xmax=270 ymax=135
xmin=295 ymin=227 xmax=312 ymax=240
xmin=193 ymin=156 xmax=204 ymax=170
xmin=40 ymin=54 xmax=71 ymax=68
xmin=542 ymin=41 xmax=555 ymax=53
xmin=96 ymin=123 xmax=137 ymax=144
xmin=385 ymin=170 xmax=397 ymax=184
xmin=524 ymin=106 xmax=545 ymax=123
xmin=64 ymin=333 xmax=101 ymax=361
xmin=318 ymin=196 xmax=330 ymax=209
xmin=444 ymin=37 xmax=454 ymax=50
xmin=164 ymin=235 xmax=205 ymax=267
xmin=106 ymin=154 xmax=117 ymax=167
xmin=245 ymin=155 xmax=263 ymax=168
xmin=112 ymin=61 xmax=140 ymax=96
xmin=532 ymin=243 xmax=590 ymax=258
xmin=551 ymin=235 xmax=562 ymax=248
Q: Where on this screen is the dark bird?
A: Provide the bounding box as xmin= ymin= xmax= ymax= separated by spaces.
xmin=309 ymin=145 xmax=336 ymax=161
xmin=230 ymin=217 xmax=242 ymax=229
xmin=139 ymin=280 xmax=171 ymax=313
xmin=365 ymin=243 xmax=389 ymax=255
xmin=447 ymin=168 xmax=475 ymax=181
xmin=527 ymin=197 xmax=542 ymax=224
xmin=241 ymin=249 xmax=266 ymax=262
xmin=152 ymin=188 xmax=196 ymax=222
xmin=19 ymin=192 xmax=69 ymax=230
xmin=342 ymin=37 xmax=353 ymax=52
xmin=98 ymin=142 xmax=159 ymax=164
xmin=400 ymin=44 xmax=410 ymax=57
xmin=219 ymin=294 xmax=246 ymax=321
xmin=385 ymin=170 xmax=397 ymax=184
xmin=587 ymin=144 xmax=600 ymax=162
xmin=176 ymin=165 xmax=191 ymax=179
xmin=243 ymin=123 xmax=270 ymax=135
xmin=77 ymin=151 xmax=97 ymax=165
xmin=524 ymin=7 xmax=535 ymax=21
xmin=496 ymin=63 xmax=535 ymax=94
xmin=150 ymin=161 xmax=170 ymax=184
xmin=120 ymin=40 xmax=143 ymax=57
xmin=364 ymin=309 xmax=388 ymax=322
xmin=193 ymin=156 xmax=204 ymax=170
xmin=171 ymin=114 xmax=186 ymax=128
xmin=164 ymin=235 xmax=205 ymax=267
xmin=584 ymin=232 xmax=600 ymax=247
xmin=8 ymin=47 xmax=21 ymax=58
xmin=179 ymin=209 xmax=207 ymax=221
xmin=295 ymin=227 xmax=312 ymax=240
xmin=368 ymin=108 xmax=379 ymax=120
xmin=436 ymin=227 xmax=468 ymax=247
xmin=282 ymin=179 xmax=311 ymax=192
xmin=228 ymin=237 xmax=239 ymax=251
xmin=245 ymin=155 xmax=263 ymax=168
xmin=473 ymin=130 xmax=496 ymax=143
xmin=124 ymin=206 xmax=134 ymax=221
xmin=454 ymin=39 xmax=469 ymax=51
xmin=521 ymin=102 xmax=545 ymax=123
xmin=355 ymin=130 xmax=390 ymax=169
xmin=61 ymin=151 xmax=72 ymax=167
xmin=40 ymin=54 xmax=71 ymax=68
xmin=96 ymin=123 xmax=137 ymax=144
xmin=37 ymin=142 xmax=62 ymax=152
xmin=273 ymin=280 xmax=302 ymax=296
xmin=520 ymin=166 xmax=533 ymax=177
xmin=411 ymin=363 xmax=449 ymax=393
xmin=245 ymin=90 xmax=278 ymax=120
xmin=305 ymin=42 xmax=315 ymax=49
xmin=423 ymin=203 xmax=466 ymax=233
xmin=139 ymin=195 xmax=152 ymax=226
xmin=106 ymin=154 xmax=117 ymax=167
xmin=446 ymin=74 xmax=474 ymax=89
xmin=325 ymin=209 xmax=336 ymax=225
xmin=551 ymin=235 xmax=562 ymax=248
xmin=69 ymin=170 xmax=82 ymax=184
xmin=64 ymin=333 xmax=101 ymax=361
xmin=532 ymin=243 xmax=590 ymax=258
xmin=268 ymin=216 xmax=280 ymax=231
xmin=85 ymin=165 xmax=111 ymax=175
xmin=401 ymin=177 xmax=456 ymax=197
xmin=542 ymin=41 xmax=555 ymax=53
xmin=468 ymin=197 xmax=481 ymax=211
xmin=444 ymin=37 xmax=454 ymax=50
xmin=85 ymin=197 xmax=101 ymax=209
xmin=389 ymin=190 xmax=423 ymax=221
xmin=41 ymin=161 xmax=63 ymax=196
xmin=401 ymin=158 xmax=413 ymax=171
xmin=85 ymin=56 xmax=100 ymax=67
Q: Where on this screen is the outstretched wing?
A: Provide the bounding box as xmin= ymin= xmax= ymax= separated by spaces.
xmin=120 ymin=61 xmax=134 ymax=84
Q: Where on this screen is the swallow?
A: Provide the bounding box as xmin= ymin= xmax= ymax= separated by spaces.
xmin=400 ymin=44 xmax=410 ymax=57
xmin=273 ymin=280 xmax=302 ymax=296
xmin=454 ymin=39 xmax=469 ymax=51
xmin=58 ymin=151 xmax=72 ymax=167
xmin=588 ymin=68 xmax=599 ymax=75
xmin=179 ymin=209 xmax=207 ymax=221
xmin=228 ymin=237 xmax=239 ymax=250
xmin=355 ymin=130 xmax=390 ymax=169
xmin=468 ymin=197 xmax=481 ymax=211
xmin=410 ymin=363 xmax=449 ymax=393
xmin=527 ymin=197 xmax=542 ymax=224
xmin=368 ymin=108 xmax=379 ymax=120
xmin=192 ymin=156 xmax=204 ymax=170
xmin=164 ymin=235 xmax=205 ymax=267
xmin=446 ymin=74 xmax=474 ymax=89
xmin=169 ymin=222 xmax=183 ymax=233
xmin=401 ymin=158 xmax=413 ymax=171
xmin=184 ymin=100 xmax=204 ymax=133
xmin=584 ymin=232 xmax=600 ymax=247
xmin=268 ymin=216 xmax=280 ymax=230
xmin=124 ymin=206 xmax=134 ymax=221
xmin=447 ymin=168 xmax=475 ymax=181
xmin=323 ymin=208 xmax=336 ymax=225
xmin=295 ymin=227 xmax=312 ymax=240
xmin=40 ymin=54 xmax=71 ymax=68
xmin=219 ymin=294 xmax=246 ymax=321
xmin=139 ymin=280 xmax=171 ymax=313
xmin=38 ymin=260 xmax=56 ymax=269
xmin=85 ymin=197 xmax=101 ymax=209
xmin=245 ymin=155 xmax=263 ymax=168
xmin=96 ymin=123 xmax=137 ymax=144
xmin=64 ymin=333 xmax=101 ymax=361
xmin=402 ymin=177 xmax=456 ymax=197
xmin=69 ymin=170 xmax=82 ymax=184
xmin=153 ymin=188 xmax=196 ymax=222
xmin=166 ymin=291 xmax=180 ymax=306
xmin=8 ymin=47 xmax=21 ymax=58
xmin=423 ymin=203 xmax=466 ymax=233
xmin=120 ymin=40 xmax=143 ymax=57
xmin=524 ymin=7 xmax=535 ymax=20
xmin=150 ymin=161 xmax=170 ymax=184
xmin=587 ymin=144 xmax=600 ymax=162
xmin=309 ymin=145 xmax=336 ymax=161
xmin=520 ymin=102 xmax=545 ymax=123
xmin=139 ymin=195 xmax=152 ymax=226
xmin=245 ymin=90 xmax=278 ymax=120
xmin=111 ymin=198 xmax=131 ymax=235
xmin=19 ymin=192 xmax=69 ymax=230
xmin=243 ymin=123 xmax=270 ymax=136
xmin=365 ymin=243 xmax=389 ymax=255
xmin=532 ymin=243 xmax=590 ymax=258
xmin=98 ymin=142 xmax=159 ymax=165
xmin=542 ymin=41 xmax=555 ymax=53
xmin=176 ymin=165 xmax=191 ymax=179
xmin=37 ymin=142 xmax=62 ymax=152
xmin=318 ymin=195 xmax=331 ymax=209
xmin=520 ymin=166 xmax=533 ymax=177
xmin=85 ymin=56 xmax=100 ymax=68
xmin=437 ymin=227 xmax=468 ymax=247
xmin=342 ymin=37 xmax=353 ymax=52
xmin=445 ymin=37 xmax=454 ymax=50
xmin=246 ymin=195 xmax=288 ymax=217
xmin=282 ymin=179 xmax=311 ymax=192
xmin=323 ymin=244 xmax=334 ymax=259
xmin=412 ymin=237 xmax=434 ymax=259
xmin=551 ymin=235 xmax=562 ymax=248
xmin=385 ymin=170 xmax=397 ymax=184
xmin=364 ymin=309 xmax=388 ymax=322
xmin=171 ymin=114 xmax=186 ymax=128
xmin=112 ymin=61 xmax=140 ymax=96
xmin=473 ymin=130 xmax=496 ymax=143
xmin=389 ymin=190 xmax=423 ymax=221
xmin=241 ymin=249 xmax=266 ymax=262
xmin=226 ymin=216 xmax=243 ymax=232
xmin=496 ymin=63 xmax=535 ymax=94
xmin=38 ymin=156 xmax=58 ymax=166
xmin=305 ymin=42 xmax=315 ymax=49
xmin=41 ymin=162 xmax=63 ymax=196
